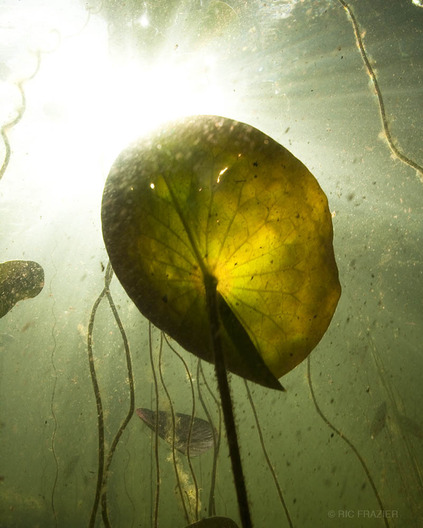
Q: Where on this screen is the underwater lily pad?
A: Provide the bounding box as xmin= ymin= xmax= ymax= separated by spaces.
xmin=0 ymin=260 xmax=44 ymax=318
xmin=185 ymin=517 xmax=239 ymax=527
xmin=102 ymin=115 xmax=340 ymax=388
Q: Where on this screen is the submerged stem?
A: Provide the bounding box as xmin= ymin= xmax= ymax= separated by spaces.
xmin=149 ymin=322 xmax=161 ymax=528
xmin=197 ymin=359 xmax=221 ymax=517
xmin=244 ymin=381 xmax=293 ymax=528
xmin=204 ymin=273 xmax=253 ymax=528
xmin=159 ymin=335 xmax=190 ymax=525
xmin=87 ymin=274 xmax=109 ymax=528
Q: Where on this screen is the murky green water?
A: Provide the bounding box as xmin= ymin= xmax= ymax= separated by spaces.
xmin=1 ymin=1 xmax=422 ymax=527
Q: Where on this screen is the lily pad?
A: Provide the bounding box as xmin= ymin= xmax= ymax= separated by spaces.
xmin=0 ymin=260 xmax=44 ymax=318
xmin=101 ymin=115 xmax=340 ymax=389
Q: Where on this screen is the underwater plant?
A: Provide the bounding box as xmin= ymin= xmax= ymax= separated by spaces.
xmin=101 ymin=115 xmax=341 ymax=527
xmin=0 ymin=260 xmax=44 ymax=318
xmin=101 ymin=115 xmax=340 ymax=389
xmin=1 ymin=1 xmax=421 ymax=527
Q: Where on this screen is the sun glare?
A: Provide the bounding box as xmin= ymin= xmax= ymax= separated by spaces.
xmin=103 ymin=54 xmax=226 ymax=144
xmin=14 ymin=6 xmax=230 ymax=203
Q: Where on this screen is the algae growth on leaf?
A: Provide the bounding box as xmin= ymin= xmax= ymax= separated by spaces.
xmin=101 ymin=115 xmax=340 ymax=389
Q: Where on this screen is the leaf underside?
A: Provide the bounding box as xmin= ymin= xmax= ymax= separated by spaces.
xmin=101 ymin=115 xmax=341 ymax=389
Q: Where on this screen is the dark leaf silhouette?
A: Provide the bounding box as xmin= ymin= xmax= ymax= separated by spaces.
xmin=0 ymin=260 xmax=44 ymax=318
xmin=102 ymin=115 xmax=340 ymax=388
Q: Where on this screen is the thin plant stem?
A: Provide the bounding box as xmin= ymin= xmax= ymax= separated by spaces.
xmin=204 ymin=272 xmax=253 ymax=528
xmin=100 ymin=264 xmax=136 ymax=526
xmin=149 ymin=322 xmax=161 ymax=528
xmin=165 ymin=336 xmax=200 ymax=522
xmin=244 ymin=381 xmax=293 ymax=528
xmin=307 ymin=357 xmax=389 ymax=528
xmin=158 ymin=334 xmax=190 ymax=525
xmin=197 ymin=359 xmax=221 ymax=517
xmin=338 ymin=0 xmax=423 ymax=180
xmin=87 ymin=268 xmax=110 ymax=528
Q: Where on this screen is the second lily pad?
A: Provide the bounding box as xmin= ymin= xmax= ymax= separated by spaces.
xmin=101 ymin=115 xmax=340 ymax=389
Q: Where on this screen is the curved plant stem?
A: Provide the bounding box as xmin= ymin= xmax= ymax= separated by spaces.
xmin=244 ymin=381 xmax=293 ymax=528
xmin=338 ymin=0 xmax=423 ymax=180
xmin=159 ymin=334 xmax=190 ymax=525
xmin=100 ymin=266 xmax=136 ymax=527
xmin=204 ymin=273 xmax=253 ymax=528
xmin=0 ymin=51 xmax=40 ymax=181
xmin=87 ymin=262 xmax=136 ymax=527
xmin=149 ymin=322 xmax=161 ymax=528
xmin=164 ymin=335 xmax=200 ymax=522
xmin=49 ymin=252 xmax=59 ymax=527
xmin=197 ymin=359 xmax=222 ymax=517
xmin=87 ymin=268 xmax=110 ymax=528
xmin=307 ymin=357 xmax=389 ymax=528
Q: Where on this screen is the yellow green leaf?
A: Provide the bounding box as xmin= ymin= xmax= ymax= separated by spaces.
xmin=101 ymin=115 xmax=341 ymax=389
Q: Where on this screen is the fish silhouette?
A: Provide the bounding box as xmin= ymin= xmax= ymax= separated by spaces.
xmin=136 ymin=408 xmax=215 ymax=457
xmin=370 ymin=402 xmax=387 ymax=439
xmin=370 ymin=402 xmax=423 ymax=441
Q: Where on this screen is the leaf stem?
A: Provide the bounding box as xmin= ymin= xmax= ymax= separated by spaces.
xmin=204 ymin=272 xmax=253 ymax=528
